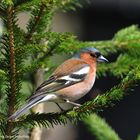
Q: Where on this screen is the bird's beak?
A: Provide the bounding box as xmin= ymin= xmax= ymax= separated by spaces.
xmin=97 ymin=55 xmax=108 ymax=62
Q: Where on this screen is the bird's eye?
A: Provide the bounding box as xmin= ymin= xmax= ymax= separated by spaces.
xmin=90 ymin=53 xmax=96 ymax=57
xmin=95 ymin=52 xmax=101 ymax=58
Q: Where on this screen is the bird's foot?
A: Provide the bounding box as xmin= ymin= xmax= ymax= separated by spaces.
xmin=65 ymin=99 xmax=81 ymax=107
xmin=55 ymin=103 xmax=65 ymax=112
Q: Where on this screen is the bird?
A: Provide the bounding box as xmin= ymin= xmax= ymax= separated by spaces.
xmin=8 ymin=47 xmax=108 ymax=120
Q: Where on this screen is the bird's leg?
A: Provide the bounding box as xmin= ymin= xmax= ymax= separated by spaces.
xmin=65 ymin=99 xmax=81 ymax=107
xmin=55 ymin=103 xmax=65 ymax=112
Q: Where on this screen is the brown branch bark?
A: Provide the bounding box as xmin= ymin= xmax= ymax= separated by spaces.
xmin=5 ymin=6 xmax=16 ymax=140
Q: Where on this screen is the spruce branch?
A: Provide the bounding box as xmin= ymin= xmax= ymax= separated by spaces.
xmin=54 ymin=25 xmax=140 ymax=55
xmin=13 ymin=66 xmax=140 ymax=129
xmin=97 ymin=55 xmax=139 ymax=78
xmin=84 ymin=114 xmax=121 ymax=140
xmin=25 ymin=3 xmax=46 ymax=42
xmin=4 ymin=5 xmax=17 ymax=140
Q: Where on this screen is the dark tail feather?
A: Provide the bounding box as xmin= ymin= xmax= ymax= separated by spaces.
xmin=8 ymin=95 xmax=44 ymax=120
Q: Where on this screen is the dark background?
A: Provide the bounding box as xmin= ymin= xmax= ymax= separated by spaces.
xmin=69 ymin=1 xmax=140 ymax=140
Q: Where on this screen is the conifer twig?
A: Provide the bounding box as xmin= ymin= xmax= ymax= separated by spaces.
xmin=25 ymin=3 xmax=46 ymax=42
xmin=5 ymin=6 xmax=16 ymax=140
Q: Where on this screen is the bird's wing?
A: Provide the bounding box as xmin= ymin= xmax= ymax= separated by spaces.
xmin=28 ymin=59 xmax=90 ymax=101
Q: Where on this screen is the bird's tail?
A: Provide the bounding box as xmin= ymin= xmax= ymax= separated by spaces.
xmin=8 ymin=95 xmax=45 ymax=121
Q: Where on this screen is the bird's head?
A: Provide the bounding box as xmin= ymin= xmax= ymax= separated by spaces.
xmin=75 ymin=47 xmax=108 ymax=63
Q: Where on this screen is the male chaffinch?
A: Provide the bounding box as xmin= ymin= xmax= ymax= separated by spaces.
xmin=8 ymin=47 xmax=108 ymax=120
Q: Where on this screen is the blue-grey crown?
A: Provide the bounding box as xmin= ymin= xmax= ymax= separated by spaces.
xmin=74 ymin=47 xmax=100 ymax=58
